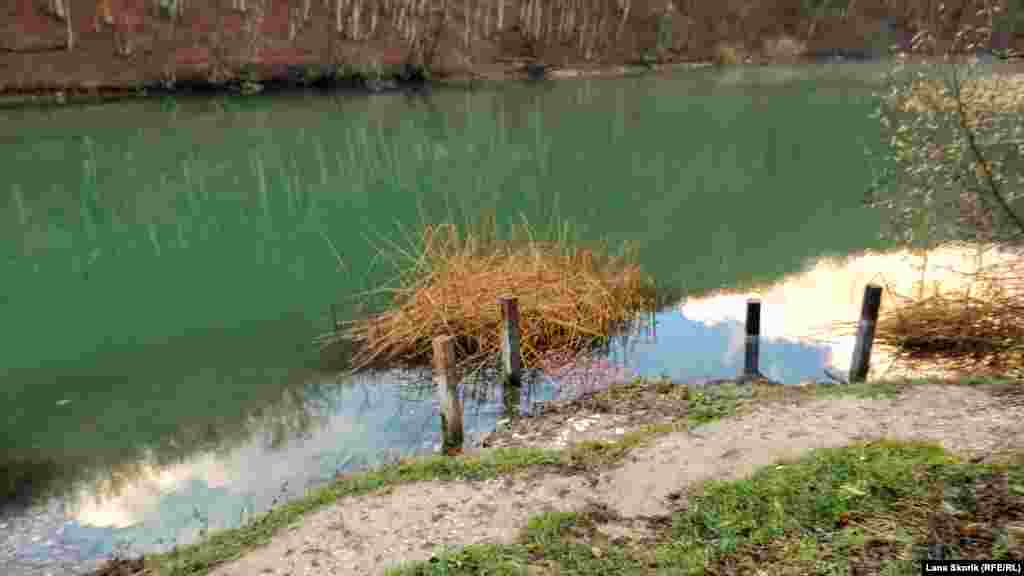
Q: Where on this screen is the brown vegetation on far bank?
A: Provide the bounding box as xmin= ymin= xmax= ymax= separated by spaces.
xmin=2 ymin=0 xmax=1023 ymax=95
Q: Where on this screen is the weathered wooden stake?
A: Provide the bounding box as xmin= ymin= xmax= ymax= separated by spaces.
xmin=433 ymin=335 xmax=463 ymax=452
xmin=850 ymin=284 xmax=883 ymax=383
xmin=743 ymin=299 xmax=761 ymax=378
xmin=500 ymin=296 xmax=522 ymax=386
xmin=500 ymin=296 xmax=522 ymax=416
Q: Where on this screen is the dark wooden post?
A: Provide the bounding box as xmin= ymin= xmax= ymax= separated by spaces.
xmin=433 ymin=335 xmax=463 ymax=453
xmin=500 ymin=296 xmax=522 ymax=385
xmin=850 ymin=284 xmax=883 ymax=383
xmin=743 ymin=299 xmax=761 ymax=378
xmin=499 ymin=297 xmax=522 ymax=417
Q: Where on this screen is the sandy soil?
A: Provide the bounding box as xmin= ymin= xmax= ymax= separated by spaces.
xmin=208 ymin=382 xmax=1024 ymax=576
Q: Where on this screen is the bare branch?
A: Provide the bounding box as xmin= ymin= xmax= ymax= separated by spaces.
xmin=950 ymin=65 xmax=1024 ymax=238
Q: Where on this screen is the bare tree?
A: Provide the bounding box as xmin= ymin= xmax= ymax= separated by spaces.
xmin=65 ymin=0 xmax=74 ymax=50
xmin=867 ymin=14 xmax=1024 ymax=248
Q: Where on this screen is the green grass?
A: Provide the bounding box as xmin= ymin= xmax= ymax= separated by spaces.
xmin=561 ymin=421 xmax=683 ymax=470
xmin=756 ymin=374 xmax=1022 ymax=404
xmin=389 ymin=441 xmax=1024 ymax=576
xmin=686 ymin=383 xmax=743 ymax=425
xmin=144 ymin=447 xmax=561 ymax=575
xmin=802 ymin=379 xmax=909 ymax=397
xmin=387 ymin=508 xmax=645 ymax=576
xmin=136 ymin=376 xmax=1021 ymax=575
xmin=386 ymin=542 xmax=531 ymax=576
xmin=653 ymin=440 xmax=954 ymax=573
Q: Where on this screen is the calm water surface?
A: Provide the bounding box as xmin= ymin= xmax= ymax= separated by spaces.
xmin=1 ymin=63 xmax=896 ymax=575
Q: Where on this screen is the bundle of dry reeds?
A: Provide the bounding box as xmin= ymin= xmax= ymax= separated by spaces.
xmin=321 ymin=220 xmax=656 ymax=373
xmin=872 ymin=253 xmax=1024 ymax=376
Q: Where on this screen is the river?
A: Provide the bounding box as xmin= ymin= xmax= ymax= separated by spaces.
xmin=1 ymin=62 xmax=900 ymax=575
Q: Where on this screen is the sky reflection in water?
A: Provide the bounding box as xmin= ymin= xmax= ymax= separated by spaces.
xmin=4 ymin=245 xmax=1009 ymax=575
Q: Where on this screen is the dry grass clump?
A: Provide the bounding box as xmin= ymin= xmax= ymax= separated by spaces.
xmin=326 ymin=220 xmax=656 ymax=373
xmin=872 ymin=252 xmax=1024 ymax=376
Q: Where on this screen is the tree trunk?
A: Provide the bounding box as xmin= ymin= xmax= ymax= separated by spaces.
xmin=617 ymin=0 xmax=630 ymax=41
xmin=483 ymin=0 xmax=491 ymax=38
xmin=352 ymin=0 xmax=361 ymax=40
xmin=65 ymin=0 xmax=74 ymax=50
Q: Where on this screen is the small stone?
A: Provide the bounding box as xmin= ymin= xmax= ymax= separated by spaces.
xmin=591 ymin=546 xmax=603 ymax=558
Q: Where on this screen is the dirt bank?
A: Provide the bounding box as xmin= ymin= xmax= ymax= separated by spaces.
xmin=3 ymin=0 xmax=1022 ymax=101
xmin=195 ymin=380 xmax=1023 ymax=576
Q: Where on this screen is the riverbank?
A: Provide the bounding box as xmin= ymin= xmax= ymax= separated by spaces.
xmin=4 ymin=0 xmax=1023 ymax=108
xmin=88 ymin=375 xmax=1024 ymax=576
xmin=5 ymin=53 xmax=1024 ymax=110
xmin=0 ymin=58 xmax=715 ymax=109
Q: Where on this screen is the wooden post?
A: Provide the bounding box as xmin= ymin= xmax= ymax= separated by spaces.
xmin=743 ymin=299 xmax=761 ymax=378
xmin=432 ymin=336 xmax=463 ymax=452
xmin=850 ymin=284 xmax=883 ymax=383
xmin=500 ymin=296 xmax=522 ymax=416
xmin=500 ymin=296 xmax=521 ymax=385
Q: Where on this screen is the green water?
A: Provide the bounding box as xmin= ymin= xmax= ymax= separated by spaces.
xmin=1 ymin=64 xmax=890 ymax=574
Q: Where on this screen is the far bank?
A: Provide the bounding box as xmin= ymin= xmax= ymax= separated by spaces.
xmin=3 ymin=0 xmax=1023 ymax=105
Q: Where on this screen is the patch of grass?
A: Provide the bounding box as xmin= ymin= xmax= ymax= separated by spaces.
xmin=686 ymin=383 xmax=742 ymax=425
xmin=943 ymin=374 xmax=1024 ymax=388
xmin=653 ymin=440 xmax=1024 ymax=575
xmin=808 ymin=380 xmax=908 ymax=399
xmin=393 ymin=441 xmax=1024 ymax=576
xmin=129 ymin=378 xmax=1022 ymax=576
xmin=389 ymin=508 xmax=643 ymax=576
xmin=384 ymin=543 xmax=530 ymax=576
xmin=521 ymin=510 xmax=643 ymax=574
xmin=659 ymin=441 xmax=950 ymax=558
xmin=563 ymin=421 xmax=681 ymax=469
xmin=142 ymin=447 xmax=561 ymax=575
xmin=761 ymin=375 xmax=1021 ymax=404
